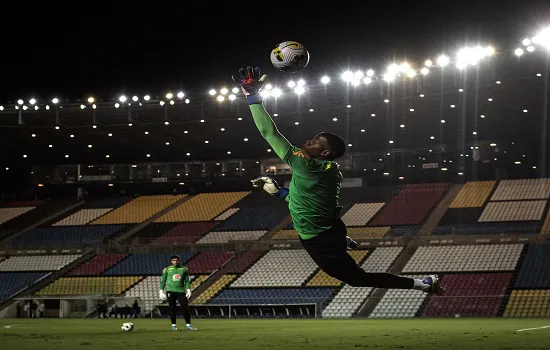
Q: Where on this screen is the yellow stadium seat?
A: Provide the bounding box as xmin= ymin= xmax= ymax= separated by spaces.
xmin=449 ymin=181 xmax=496 ymax=208
xmin=504 ymin=289 xmax=550 ymax=317
xmin=36 ymin=276 xmax=142 ymax=295
xmin=192 ymin=274 xmax=236 ymax=305
xmin=90 ymin=195 xmax=185 ymax=224
xmin=155 ymin=192 xmax=249 ymax=222
xmin=307 ymin=251 xmax=369 ymax=286
xmin=272 ymin=229 xmax=299 ymax=240
xmin=348 ymin=227 xmax=389 ymax=239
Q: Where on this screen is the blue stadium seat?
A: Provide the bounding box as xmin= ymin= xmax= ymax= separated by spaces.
xmin=9 ymin=225 xmax=126 ymax=248
xmin=0 ymin=272 xmax=50 ymax=302
xmin=388 ymin=226 xmax=420 ymax=237
xmin=103 ymin=252 xmax=193 ymax=276
xmin=210 ymin=288 xmax=335 ymax=305
xmin=433 ymin=222 xmax=541 ymax=235
xmin=213 ymin=207 xmax=289 ymax=231
xmin=515 ymin=245 xmax=550 ymax=288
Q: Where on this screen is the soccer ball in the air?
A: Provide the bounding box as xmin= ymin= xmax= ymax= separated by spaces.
xmin=121 ymin=322 xmax=134 ymax=332
xmin=270 ymin=41 xmax=309 ymax=73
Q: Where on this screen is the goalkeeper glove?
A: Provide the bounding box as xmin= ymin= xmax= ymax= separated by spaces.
xmin=186 ymin=289 xmax=192 ymax=299
xmin=346 ymin=236 xmax=358 ymax=250
xmin=251 ymin=176 xmax=289 ymax=200
xmin=232 ymin=66 xmax=268 ymax=105
xmin=159 ymin=290 xmax=167 ymax=301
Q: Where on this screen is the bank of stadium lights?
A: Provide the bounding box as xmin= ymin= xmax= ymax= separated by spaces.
xmin=177 ymin=92 xmax=184 ymax=99
xmin=118 ymin=95 xmax=127 ymax=103
xmin=220 ymin=88 xmax=228 ymax=95
xmin=159 ymin=101 xmax=165 ymax=106
xmin=143 ymin=95 xmax=151 ymax=101
xmin=165 ymin=92 xmax=173 ymax=100
xmin=321 ymin=76 xmax=330 ymax=84
xmin=421 ymin=67 xmax=429 ymax=75
xmin=217 ymin=95 xmax=224 ymax=102
xmin=169 ymin=100 xmax=175 ymax=105
xmin=436 ymin=55 xmax=450 ymax=67
xmin=114 ymin=103 xmax=120 ymax=108
xmin=515 ymin=48 xmax=524 ymax=56
xmin=29 ymin=98 xmax=36 ymax=105
xmin=294 ymin=86 xmax=305 ymax=95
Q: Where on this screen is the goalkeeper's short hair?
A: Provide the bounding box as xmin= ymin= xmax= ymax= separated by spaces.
xmin=319 ymin=132 xmax=346 ymax=160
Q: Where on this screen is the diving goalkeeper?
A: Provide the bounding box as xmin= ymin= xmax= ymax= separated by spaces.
xmin=233 ymin=67 xmax=443 ymax=295
xmin=159 ymin=255 xmax=197 ymax=331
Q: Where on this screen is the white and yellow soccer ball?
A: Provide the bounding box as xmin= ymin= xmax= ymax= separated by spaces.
xmin=270 ymin=41 xmax=310 ymax=73
xmin=121 ymin=322 xmax=134 ymax=332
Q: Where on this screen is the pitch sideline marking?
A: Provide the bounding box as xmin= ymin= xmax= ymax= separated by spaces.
xmin=516 ymin=325 xmax=550 ymax=332
xmin=4 ymin=324 xmax=23 ymax=329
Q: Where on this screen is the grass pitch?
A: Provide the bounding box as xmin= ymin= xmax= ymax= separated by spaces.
xmin=0 ymin=318 xmax=549 ymax=349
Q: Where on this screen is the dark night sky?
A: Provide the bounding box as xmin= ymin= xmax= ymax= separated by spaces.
xmin=1 ymin=1 xmax=549 ymax=101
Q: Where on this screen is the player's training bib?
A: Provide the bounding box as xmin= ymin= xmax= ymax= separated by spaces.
xmin=172 ymin=274 xmax=181 ymax=281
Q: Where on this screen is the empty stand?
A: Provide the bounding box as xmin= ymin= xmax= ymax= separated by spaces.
xmin=150 ymin=222 xmax=217 ymax=245
xmin=342 ymin=203 xmax=385 ymax=226
xmin=128 ymin=222 xmax=180 ymax=244
xmin=0 ymin=207 xmax=35 ymax=225
xmin=155 ymin=192 xmax=249 ymax=222
xmin=196 ymin=230 xmax=267 ymax=244
xmin=504 ymin=290 xmax=550 ymax=317
xmin=403 ymin=244 xmax=524 ymax=273
xmin=224 ymin=250 xmax=265 ymax=274
xmin=514 ymin=244 xmax=550 ymax=288
xmin=91 ymin=195 xmax=185 ymax=224
xmin=211 ymin=287 xmax=335 ymax=305
xmin=478 ymin=200 xmax=547 ymax=222
xmin=193 ymin=274 xmax=237 ymax=304
xmin=213 ymin=207 xmax=289 ymax=231
xmin=9 ymin=225 xmax=125 ymax=248
xmin=449 ymin=181 xmax=496 ymax=208
xmin=0 ymin=272 xmax=49 ymax=303
xmin=438 ymin=208 xmax=484 ymax=225
xmin=423 ymin=273 xmax=512 ymax=317
xmin=0 ymin=255 xmax=81 ymax=271
xmin=103 ymin=252 xmax=193 ymax=276
xmin=185 ymin=251 xmax=235 ymax=274
xmin=69 ymin=254 xmax=128 ymax=276
xmin=323 ymin=286 xmax=373 ymax=318
xmin=369 ymin=275 xmax=426 ymax=318
xmin=361 ymin=247 xmax=402 ymax=272
xmin=231 ymin=250 xmax=318 ymax=287
xmin=53 ymin=208 xmax=113 ymax=226
xmin=339 ymin=186 xmax=396 ymax=204
xmin=83 ymin=197 xmax=133 ymax=209
xmin=37 ymin=276 xmax=142 ymax=295
xmin=307 ymin=250 xmax=369 ymax=287
xmin=215 ymin=208 xmax=239 ymax=220
xmin=272 ymin=229 xmax=299 ymax=240
xmin=0 ymin=199 xmax=76 ymax=231
xmin=433 ymin=222 xmax=541 ymax=235
xmin=370 ymin=184 xmax=449 ymax=226
xmin=490 ymin=179 xmax=550 ymax=201
xmin=233 ymin=191 xmax=289 ymax=208
xmin=348 ymin=227 xmax=390 ymax=239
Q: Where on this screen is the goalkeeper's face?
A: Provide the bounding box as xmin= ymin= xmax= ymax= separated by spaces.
xmin=171 ymin=258 xmax=180 ymax=266
xmin=302 ymin=134 xmax=331 ymax=159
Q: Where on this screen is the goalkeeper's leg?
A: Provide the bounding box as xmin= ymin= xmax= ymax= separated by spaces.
xmin=168 ymin=292 xmax=178 ymax=330
xmin=177 ymin=294 xmax=196 ymax=330
xmin=300 ymin=219 xmax=443 ymax=293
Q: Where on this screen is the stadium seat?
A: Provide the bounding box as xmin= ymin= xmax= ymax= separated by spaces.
xmin=83 ymin=197 xmax=133 ymax=209
xmin=347 ymin=227 xmax=390 ymax=239
xmin=211 ymin=287 xmax=335 ymax=305
xmin=504 ymin=290 xmax=550 ymax=317
xmin=339 ymin=186 xmax=397 ymax=204
xmin=438 ymin=208 xmax=485 ymax=225
xmin=369 ymin=275 xmax=426 ymax=319
xmin=0 ymin=207 xmax=35 ymax=225
xmin=514 ymin=244 xmax=550 ymax=288
xmin=9 ymin=225 xmax=126 ymax=248
xmin=0 ymin=254 xmax=81 ymax=271
xmin=224 ymin=250 xmax=265 ymax=274
xmin=52 ymin=208 xmax=114 ymax=226
xmin=370 ymin=184 xmax=449 ymax=226
xmin=149 ymin=222 xmax=217 ymax=245
xmin=272 ymin=229 xmax=299 ymax=240
xmin=0 ymin=199 xmax=75 ymax=231
xmin=478 ymin=200 xmax=547 ymax=222
xmin=231 ymin=250 xmax=318 ymax=287
xmin=212 ymin=207 xmax=289 ymax=231
xmin=185 ymin=251 xmax=235 ymax=274
xmin=36 ymin=276 xmax=142 ymax=295
xmin=402 ymin=244 xmax=524 ymax=273
xmin=193 ymin=274 xmax=237 ymax=304
xmin=196 ymin=230 xmax=268 ymax=244
xmin=69 ymin=254 xmax=128 ymax=276
xmin=490 ymin=179 xmax=550 ymax=201
xmin=361 ymin=247 xmax=403 ymax=272
xmin=307 ymin=250 xmax=369 ymax=287
xmin=0 ymin=272 xmax=49 ymax=303
xmin=449 ymin=181 xmax=496 ymax=208
xmin=341 ymin=203 xmax=385 ymax=226
xmin=155 ymin=192 xmax=249 ymax=222
xmin=102 ymin=252 xmax=193 ymax=276
xmin=215 ymin=208 xmax=239 ymax=220
xmin=90 ymin=195 xmax=185 ymax=224
xmin=423 ymin=273 xmax=512 ymax=317
xmin=322 ymin=285 xmax=373 ymax=318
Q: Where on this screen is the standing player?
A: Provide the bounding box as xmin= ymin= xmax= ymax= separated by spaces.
xmin=159 ymin=255 xmax=197 ymax=331
xmin=233 ymin=67 xmax=444 ymax=295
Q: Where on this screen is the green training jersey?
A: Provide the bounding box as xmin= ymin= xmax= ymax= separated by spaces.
xmin=249 ymin=104 xmax=343 ymax=240
xmin=160 ymin=265 xmax=190 ymax=292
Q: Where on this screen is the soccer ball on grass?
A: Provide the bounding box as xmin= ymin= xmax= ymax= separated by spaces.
xmin=121 ymin=322 xmax=134 ymax=332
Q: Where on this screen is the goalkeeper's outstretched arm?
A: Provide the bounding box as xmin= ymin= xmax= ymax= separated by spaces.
xmin=249 ymin=104 xmax=292 ymax=160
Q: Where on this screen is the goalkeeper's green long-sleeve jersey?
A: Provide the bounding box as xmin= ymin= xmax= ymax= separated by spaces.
xmin=160 ymin=265 xmax=190 ymax=292
xmin=249 ymin=104 xmax=343 ymax=240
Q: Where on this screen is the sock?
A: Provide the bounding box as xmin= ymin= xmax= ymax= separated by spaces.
xmin=412 ymin=279 xmax=430 ymax=291
xmin=172 ymin=324 xmax=176 ymax=327
xmin=186 ymin=324 xmax=191 ymax=327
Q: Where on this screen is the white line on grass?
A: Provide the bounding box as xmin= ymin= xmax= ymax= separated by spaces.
xmin=516 ymin=325 xmax=550 ymax=332
xmin=3 ymin=325 xmax=22 ymax=329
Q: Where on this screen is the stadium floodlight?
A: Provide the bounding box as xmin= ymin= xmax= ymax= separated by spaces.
xmin=143 ymin=95 xmax=150 ymax=101
xmin=297 ymin=79 xmax=305 ymax=86
xmin=265 ymin=83 xmax=273 ymax=90
xmin=0 ymin=106 xmax=3 ymax=111
xmin=228 ymin=94 xmax=236 ymax=101
xmin=437 ymin=55 xmax=450 ymax=67
xmin=80 ymin=104 xmax=86 ymax=109
xmin=52 ymin=98 xmax=59 ymax=104
xmin=351 ymin=80 xmax=360 ymax=87
xmin=209 ymin=89 xmax=216 ymax=96
xmin=17 ymin=99 xmax=24 ymax=105
xmin=287 ymin=80 xmax=296 ymax=88
xmin=271 ymin=88 xmax=282 ymax=98
xmin=341 ymin=71 xmax=353 ymax=82
xmin=220 ymin=88 xmax=228 ymax=95
xmin=522 ymin=38 xmax=531 ymax=46
xmin=45 ymin=105 xmax=50 ymax=110
xmin=185 ymin=99 xmax=190 ymax=104
xmin=533 ymin=27 xmax=550 ymax=48
xmin=119 ymin=95 xmax=127 ymax=102
xmin=159 ymin=101 xmax=165 ymax=106
xmin=34 ymin=106 xmax=39 ymax=110
xmin=87 ymin=97 xmax=95 ymax=103
xmin=485 ymin=46 xmax=495 ymax=56
xmin=527 ymin=45 xmax=535 ymax=52
xmin=29 ymin=98 xmax=36 ymax=105
xmin=165 ymin=92 xmax=173 ymax=99
xmin=425 ymin=60 xmax=433 ymax=67
xmin=55 ymin=126 xmax=60 ymax=130
xmin=366 ymin=69 xmax=375 ymax=77
xmin=115 ymin=103 xmax=120 ymax=108
xmin=421 ymin=67 xmax=429 ymax=75
xmin=217 ymin=95 xmax=224 ymax=102
xmin=515 ymin=48 xmax=524 ymax=56
xmin=92 ymin=104 xmax=96 ymax=109
xmin=441 ymin=120 xmax=446 ymax=123
xmin=384 ymin=99 xmax=390 ymax=103
xmin=383 ymin=73 xmax=395 ymax=82
xmin=132 ymin=96 xmax=138 ymax=102
xmin=260 ymin=90 xmax=271 ymax=98
xmin=294 ymin=86 xmax=305 ymax=95
xmin=399 ymin=63 xmax=410 ymax=73
xmin=169 ymin=100 xmax=175 ymax=105
xmin=363 ymin=77 xmax=372 ymax=85
xmin=232 ymin=87 xmax=239 ymax=94
xmin=387 ymin=63 xmax=399 ymax=74
xmin=354 ymin=71 xmax=364 ymax=79
xmin=321 ymin=76 xmax=330 ymax=84
xmin=407 ymin=69 xmax=416 ymax=78
xmin=177 ymin=91 xmax=184 ymax=99
xmin=22 ymin=105 xmax=28 ymax=110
